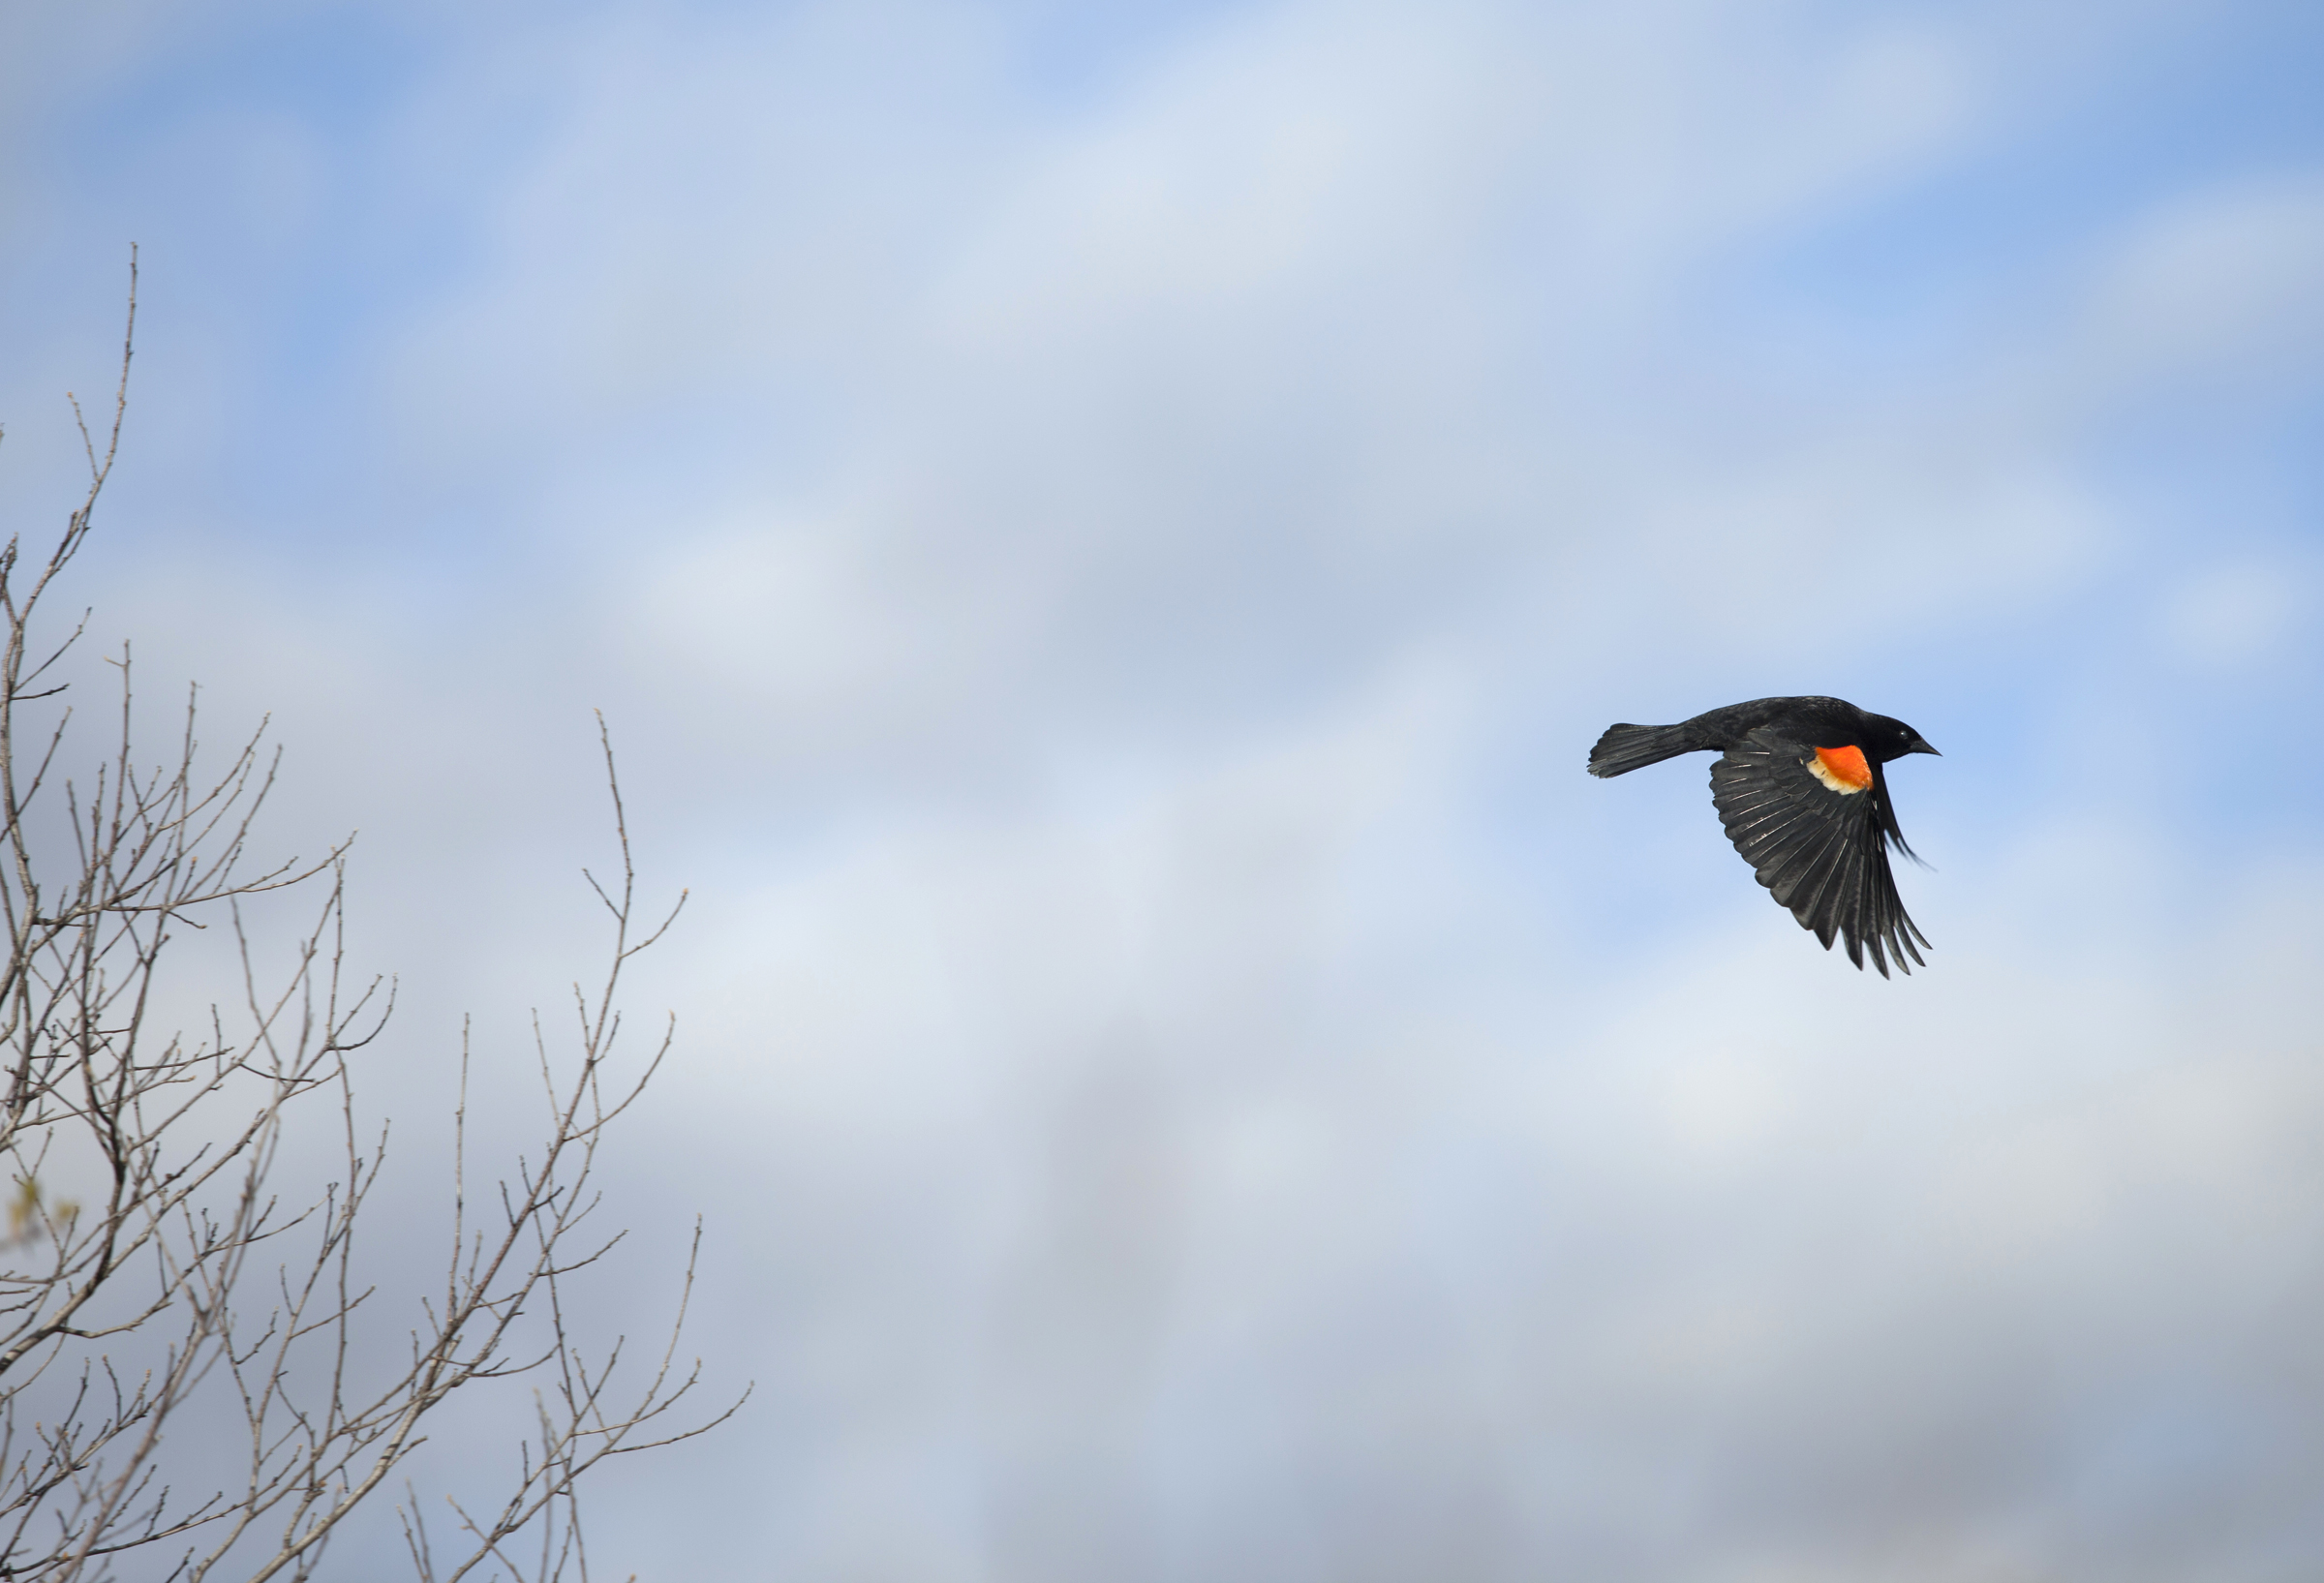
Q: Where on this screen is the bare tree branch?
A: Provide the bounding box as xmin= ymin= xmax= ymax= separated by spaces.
xmin=0 ymin=257 xmax=746 ymax=1583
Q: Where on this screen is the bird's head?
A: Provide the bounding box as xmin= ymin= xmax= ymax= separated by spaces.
xmin=1869 ymin=714 xmax=1940 ymax=761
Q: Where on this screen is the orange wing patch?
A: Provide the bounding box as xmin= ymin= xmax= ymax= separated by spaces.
xmin=1809 ymin=745 xmax=1873 ymax=795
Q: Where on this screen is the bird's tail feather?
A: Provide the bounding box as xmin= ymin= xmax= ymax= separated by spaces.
xmin=1587 ymin=722 xmax=1695 ymax=778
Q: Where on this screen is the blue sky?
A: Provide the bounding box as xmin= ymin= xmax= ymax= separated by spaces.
xmin=6 ymin=0 xmax=2324 ymax=1576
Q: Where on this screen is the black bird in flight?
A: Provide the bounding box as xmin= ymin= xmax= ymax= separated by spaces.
xmin=1588 ymin=696 xmax=1940 ymax=976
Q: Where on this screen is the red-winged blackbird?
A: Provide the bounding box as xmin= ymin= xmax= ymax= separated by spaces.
xmin=1588 ymin=696 xmax=1940 ymax=976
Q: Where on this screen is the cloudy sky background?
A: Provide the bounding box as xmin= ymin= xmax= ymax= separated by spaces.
xmin=5 ymin=0 xmax=2324 ymax=1576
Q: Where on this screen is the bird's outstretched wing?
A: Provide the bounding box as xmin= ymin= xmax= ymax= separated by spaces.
xmin=1709 ymin=727 xmax=1929 ymax=977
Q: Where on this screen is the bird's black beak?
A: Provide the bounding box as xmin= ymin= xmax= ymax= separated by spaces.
xmin=1910 ymin=737 xmax=1941 ymax=756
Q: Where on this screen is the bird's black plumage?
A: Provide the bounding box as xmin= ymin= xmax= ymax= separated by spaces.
xmin=1587 ymin=696 xmax=1940 ymax=976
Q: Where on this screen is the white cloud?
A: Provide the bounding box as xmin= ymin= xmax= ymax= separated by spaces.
xmin=640 ymin=513 xmax=918 ymax=714
xmin=2092 ymin=171 xmax=2324 ymax=379
xmin=2156 ymin=557 xmax=2309 ymax=668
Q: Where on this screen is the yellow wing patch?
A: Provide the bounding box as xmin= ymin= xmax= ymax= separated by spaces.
xmin=1809 ymin=745 xmax=1872 ymax=795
